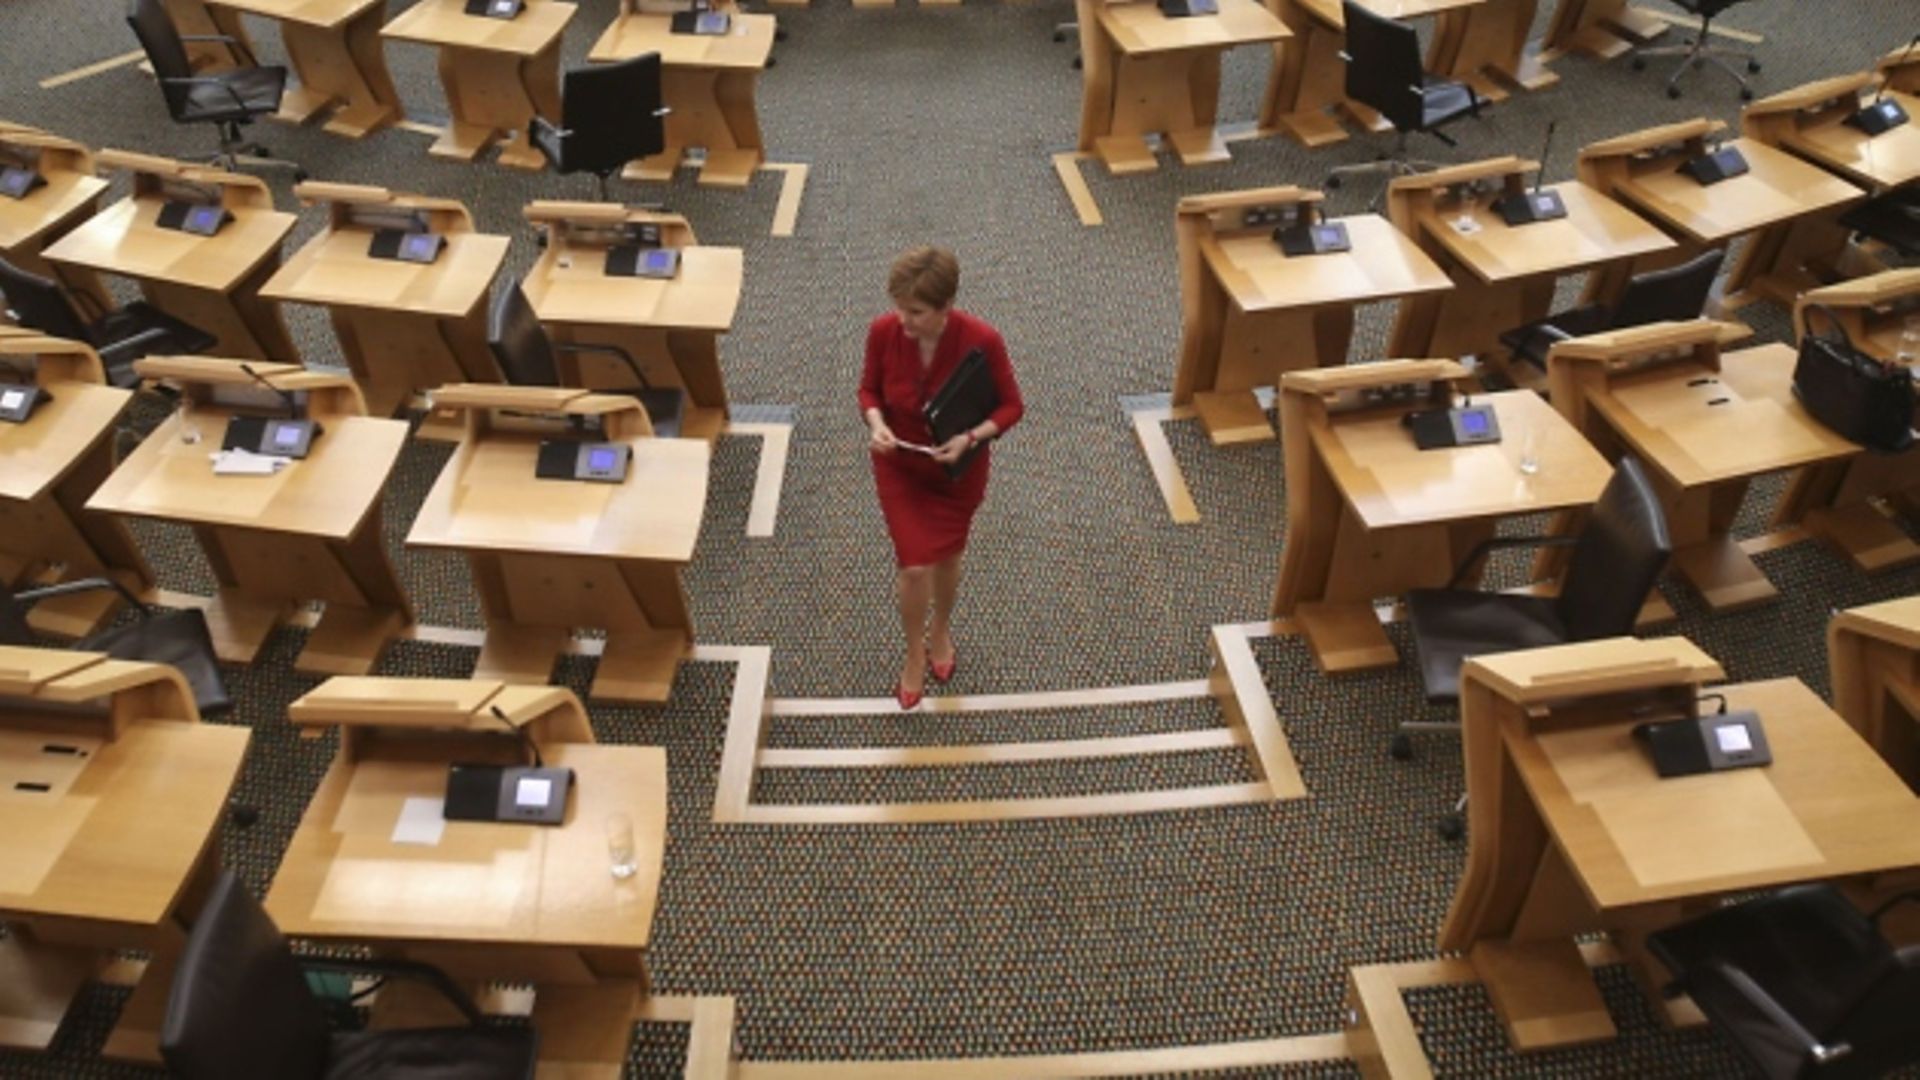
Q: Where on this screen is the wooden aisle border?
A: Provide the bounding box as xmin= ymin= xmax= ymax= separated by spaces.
xmin=1125 ymin=398 xmax=1200 ymax=524
xmin=762 ymin=162 xmax=808 ymax=237
xmin=38 ymin=49 xmax=145 ymax=90
xmin=1052 ymin=151 xmax=1104 ymax=228
xmin=1631 ymin=5 xmax=1764 ymax=43
xmin=726 ymin=417 xmax=794 ymax=538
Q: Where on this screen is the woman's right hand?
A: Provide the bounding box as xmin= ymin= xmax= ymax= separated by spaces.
xmin=868 ymin=420 xmax=899 ymax=455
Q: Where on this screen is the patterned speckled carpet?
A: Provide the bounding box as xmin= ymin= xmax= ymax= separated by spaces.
xmin=3 ymin=0 xmax=1919 ymax=1076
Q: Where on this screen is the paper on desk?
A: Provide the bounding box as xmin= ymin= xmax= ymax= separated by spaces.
xmin=210 ymin=448 xmax=291 ymax=476
xmin=391 ymin=796 xmax=447 ymax=846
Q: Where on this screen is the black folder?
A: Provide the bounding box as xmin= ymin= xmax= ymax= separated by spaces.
xmin=923 ymin=346 xmax=999 ymax=479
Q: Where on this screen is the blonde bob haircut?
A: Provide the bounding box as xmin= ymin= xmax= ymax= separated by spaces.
xmin=887 ymin=246 xmax=960 ymax=309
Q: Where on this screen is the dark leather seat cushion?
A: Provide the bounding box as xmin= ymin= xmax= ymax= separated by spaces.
xmin=325 ymin=1027 xmax=538 ymax=1080
xmin=180 ymin=66 xmax=288 ymax=123
xmin=1420 ymin=78 xmax=1478 ymax=127
xmin=1405 ymin=590 xmax=1567 ymax=701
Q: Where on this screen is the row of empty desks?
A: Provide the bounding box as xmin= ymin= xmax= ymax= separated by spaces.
xmin=162 ymin=0 xmax=778 ymax=183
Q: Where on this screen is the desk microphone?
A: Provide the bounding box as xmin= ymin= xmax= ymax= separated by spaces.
xmin=222 ymin=363 xmax=321 ymax=458
xmin=1498 ymin=122 xmax=1568 ymax=225
xmin=1681 ymin=129 xmax=1750 ymax=185
xmin=239 ymin=362 xmax=300 ymax=420
xmin=1849 ymin=33 xmax=1919 ymax=135
xmin=489 ymin=704 xmax=544 ymax=768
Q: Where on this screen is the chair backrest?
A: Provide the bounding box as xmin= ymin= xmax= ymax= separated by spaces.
xmin=0 ymin=256 xmax=91 ymax=343
xmin=488 ymin=283 xmax=560 ymax=387
xmin=555 ymin=53 xmax=666 ymax=178
xmin=1823 ymin=947 xmax=1920 ymax=1077
xmin=1554 ymin=456 xmax=1672 ymax=640
xmin=126 ymin=0 xmax=197 ymax=117
xmin=1342 ymin=1 xmax=1426 ymax=133
xmin=1609 ymin=249 xmax=1726 ymax=331
xmin=160 ymin=871 xmax=331 ymax=1080
xmin=0 ymin=586 xmax=35 ymax=647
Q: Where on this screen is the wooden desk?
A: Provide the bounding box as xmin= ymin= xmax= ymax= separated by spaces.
xmin=0 ymin=126 xmax=110 ymax=318
xmin=1385 ymin=156 xmax=1675 ymax=366
xmin=1172 ymin=185 xmax=1451 ymax=442
xmin=1831 ymin=596 xmax=1920 ymax=792
xmin=1538 ymin=0 xmax=1665 ymax=66
xmin=587 ymin=5 xmax=777 ymax=187
xmin=1547 ymin=321 xmax=1862 ymax=612
xmin=1745 ymin=73 xmax=1920 ymax=194
xmin=1440 ymin=636 xmax=1920 ymax=1051
xmin=270 ymin=677 xmax=661 ymax=1076
xmin=0 ymin=647 xmax=246 ymax=1063
xmin=87 ymin=357 xmax=411 ymax=675
xmin=1769 ymin=270 xmax=1920 ymax=572
xmin=1577 ymin=118 xmax=1866 ymax=308
xmin=1273 ymin=360 xmax=1611 ymax=672
xmin=40 ymin=152 xmax=297 ymax=361
xmin=406 ymin=386 xmax=709 ymax=703
xmin=383 ymin=0 xmax=575 ymax=170
xmin=0 ymin=335 xmax=150 ymax=638
xmin=197 ymin=0 xmax=402 ymax=137
xmin=520 ymin=201 xmax=739 ymax=440
xmin=262 ymin=182 xmax=507 ymax=419
xmin=1074 ymin=0 xmax=1288 ymax=173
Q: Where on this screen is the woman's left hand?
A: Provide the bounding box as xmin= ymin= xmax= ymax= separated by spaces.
xmin=930 ymin=433 xmax=972 ymax=464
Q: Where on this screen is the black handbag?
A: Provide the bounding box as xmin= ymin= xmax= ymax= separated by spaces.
xmin=1792 ymin=305 xmax=1915 ymax=453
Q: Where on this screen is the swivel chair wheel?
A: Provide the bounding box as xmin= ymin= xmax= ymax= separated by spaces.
xmin=1389 ymin=733 xmax=1413 ymax=760
xmin=293 ymin=169 xmax=310 ymax=184
xmin=1747 ymin=60 xmax=1761 ymax=73
xmin=1072 ymin=56 xmax=1082 ymax=70
xmin=766 ymin=57 xmax=776 ymax=68
xmin=1436 ymin=813 xmax=1464 ymax=841
xmin=776 ymin=27 xmax=788 ymax=41
xmin=1326 ymin=174 xmax=1343 ymax=190
xmin=1667 ymin=85 xmax=1682 ymax=100
xmin=1631 ymin=56 xmax=1646 ymax=71
xmin=1739 ymin=87 xmax=1754 ymax=102
xmin=228 ymin=800 xmax=259 ymax=829
xmin=1053 ymin=28 xmax=1068 ymax=42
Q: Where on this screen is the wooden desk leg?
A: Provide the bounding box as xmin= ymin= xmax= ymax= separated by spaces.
xmin=1669 ymin=537 xmax=1777 ymax=612
xmin=201 ymin=584 xmax=290 ymax=665
xmin=1192 ymin=390 xmax=1274 ymax=444
xmin=1468 ymin=939 xmax=1617 ymax=1050
xmin=529 ymin=979 xmax=642 ymax=1078
xmin=1295 ymin=601 xmax=1399 ymax=674
xmin=1541 ymin=0 xmax=1667 ymax=63
xmin=301 ymin=604 xmax=407 ymax=675
xmin=666 ymin=329 xmax=730 ymax=440
xmin=277 ymin=7 xmax=403 ymax=138
xmin=101 ymin=943 xmax=179 ymax=1064
xmin=0 ymin=931 xmax=95 ymax=1052
xmin=432 ymin=43 xmax=556 ymax=170
xmin=1259 ymin=19 xmax=1350 ymax=148
xmin=698 ymin=70 xmax=766 ymax=188
xmin=474 ymin=622 xmax=569 ymax=687
xmin=594 ymin=628 xmax=687 ymax=704
xmin=1805 ymin=502 xmax=1920 ymax=573
xmin=1723 ymin=212 xmax=1852 ymax=311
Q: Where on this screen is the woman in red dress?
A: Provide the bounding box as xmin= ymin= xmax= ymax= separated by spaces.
xmin=859 ymin=247 xmax=1025 ymax=709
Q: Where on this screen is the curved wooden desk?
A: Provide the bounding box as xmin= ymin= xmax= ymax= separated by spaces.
xmin=0 ymin=334 xmax=149 ymax=638
xmin=1831 ymin=596 xmax=1920 ymax=791
xmin=86 ymin=357 xmax=412 ymax=674
xmin=262 ymin=182 xmax=507 ymax=419
xmin=192 ymin=0 xmax=403 ymax=137
xmin=588 ymin=5 xmax=777 ymax=187
xmin=0 ymin=126 xmax=110 ymax=320
xmin=383 ymin=0 xmax=576 ymax=170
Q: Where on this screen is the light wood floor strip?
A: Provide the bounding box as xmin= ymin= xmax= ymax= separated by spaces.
xmin=729 ymin=421 xmax=793 ymax=538
xmin=1211 ymin=624 xmax=1307 ymax=799
xmin=396 ymin=119 xmax=446 ymax=138
xmin=735 ymin=1031 xmax=1350 ymax=1078
xmin=713 ymin=646 xmax=773 ymax=824
xmin=765 ymin=163 xmax=808 ymax=237
xmin=38 ymin=50 xmax=145 ymax=90
xmin=735 ymin=781 xmax=1272 ymax=824
xmin=684 ymin=997 xmax=739 ymax=1080
xmin=773 ymin=679 xmax=1211 ymax=718
xmin=1129 ymin=406 xmax=1200 ymax=524
xmin=758 ymin=727 xmax=1245 ymax=769
xmin=1051 ymin=151 xmax=1103 ymax=227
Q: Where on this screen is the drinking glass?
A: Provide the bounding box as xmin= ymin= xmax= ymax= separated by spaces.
xmin=606 ymin=814 xmax=636 ymax=880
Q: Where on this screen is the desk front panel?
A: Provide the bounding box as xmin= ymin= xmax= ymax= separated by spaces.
xmin=1617 ymin=139 xmax=1865 ymax=244
xmin=1783 ymin=93 xmax=1920 ymax=190
xmin=264 ymin=229 xmax=508 ymax=318
xmin=587 ymin=12 xmax=777 ymax=68
xmin=0 ymin=722 xmax=248 ymax=927
xmin=265 ymin=745 xmax=666 ymax=963
xmin=1511 ymin=677 xmax=1920 ymax=910
xmin=1096 ymin=0 xmax=1287 ymax=54
xmin=1419 ymin=182 xmax=1675 ymax=284
xmin=383 ymin=0 xmax=574 ymax=54
xmin=0 ymin=384 xmax=128 ymax=504
xmin=42 ymin=198 xmax=295 ymax=294
xmin=1205 ymin=215 xmax=1453 ymax=312
xmin=523 ymin=246 xmax=743 ymax=332
xmin=0 ymin=171 xmax=107 ymax=254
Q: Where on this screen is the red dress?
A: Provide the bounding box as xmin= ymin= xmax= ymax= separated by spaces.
xmin=858 ymin=309 xmax=1025 ymax=568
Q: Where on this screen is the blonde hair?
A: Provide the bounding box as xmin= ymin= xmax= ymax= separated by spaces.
xmin=887 ymin=246 xmax=960 ymax=309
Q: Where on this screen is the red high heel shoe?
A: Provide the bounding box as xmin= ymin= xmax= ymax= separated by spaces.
xmin=930 ymin=645 xmax=958 ymax=684
xmin=892 ymin=682 xmax=924 ymax=710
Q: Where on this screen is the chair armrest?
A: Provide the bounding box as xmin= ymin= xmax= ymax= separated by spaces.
xmin=14 ymin=577 xmax=147 ymax=615
xmin=552 ymin=341 xmax=650 ymax=388
xmin=97 ymin=325 xmax=176 ymax=359
xmin=1447 ymin=535 xmax=1577 ymax=588
xmin=1703 ymin=961 xmax=1852 ymax=1066
xmin=178 ymin=33 xmax=240 ymax=43
xmin=1869 ymin=891 xmax=1920 ymax=927
xmin=294 ymin=956 xmax=485 ymax=1025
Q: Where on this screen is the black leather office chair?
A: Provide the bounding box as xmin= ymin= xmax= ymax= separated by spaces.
xmin=1839 ymin=186 xmax=1920 ymax=257
xmin=488 ymin=283 xmax=685 ymax=438
xmin=0 ymin=257 xmax=216 ymax=390
xmin=1397 ymin=456 xmax=1670 ymax=838
xmin=1648 ymin=884 xmax=1920 ymax=1079
xmin=531 ymin=53 xmax=669 ymax=202
xmin=1325 ymin=1 xmax=1481 ymax=206
xmin=161 ymin=871 xmax=539 ymax=1080
xmin=125 ymin=0 xmax=304 ymax=178
xmin=1498 ymin=249 xmax=1726 ymax=372
xmin=0 ymin=578 xmax=231 ymax=717
xmin=1630 ymin=0 xmax=1761 ymax=101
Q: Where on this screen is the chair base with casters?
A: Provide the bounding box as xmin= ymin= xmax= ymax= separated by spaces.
xmin=1325 ymin=5 xmax=1483 ymax=211
xmin=1647 ymin=884 xmax=1920 ymax=1080
xmin=1630 ymin=10 xmax=1760 ymax=101
xmin=124 ymin=0 xmax=309 ymax=182
xmin=1325 ymin=134 xmax=1450 ymax=210
xmin=200 ymin=117 xmax=308 ymax=181
xmin=161 ymin=871 xmax=539 ymax=1080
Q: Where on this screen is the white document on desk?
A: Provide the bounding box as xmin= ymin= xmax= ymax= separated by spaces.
xmin=391 ymin=796 xmax=447 ymax=846
xmin=210 ymin=448 xmax=291 ymax=476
